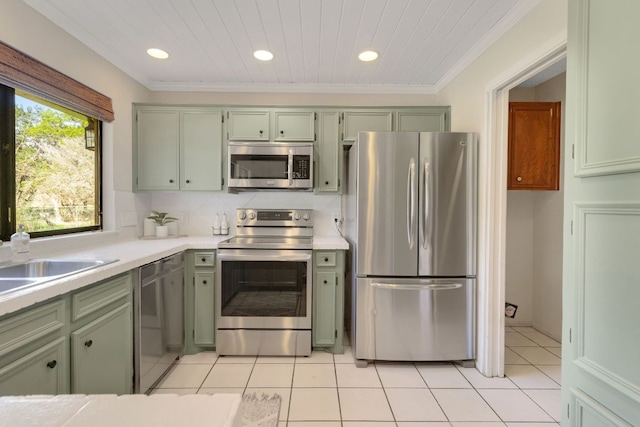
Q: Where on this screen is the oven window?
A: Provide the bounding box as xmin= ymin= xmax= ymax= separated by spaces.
xmin=230 ymin=155 xmax=288 ymax=179
xmin=221 ymin=261 xmax=307 ymax=317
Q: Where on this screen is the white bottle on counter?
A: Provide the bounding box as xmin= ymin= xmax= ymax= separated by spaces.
xmin=11 ymin=224 xmax=30 ymax=262
xmin=221 ymin=213 xmax=229 ymax=235
xmin=212 ymin=213 xmax=221 ymax=235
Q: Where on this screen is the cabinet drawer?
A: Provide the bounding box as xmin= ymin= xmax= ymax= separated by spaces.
xmin=315 ymin=252 xmax=337 ymax=267
xmin=194 ymin=251 xmax=216 ymax=267
xmin=0 ymin=300 xmax=66 ymax=358
xmin=71 ymin=273 xmax=131 ymax=322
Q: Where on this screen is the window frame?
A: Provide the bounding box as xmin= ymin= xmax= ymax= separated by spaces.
xmin=1 ymin=84 xmax=103 ymax=240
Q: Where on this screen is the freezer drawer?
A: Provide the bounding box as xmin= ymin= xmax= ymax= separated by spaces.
xmin=354 ymin=277 xmax=475 ymax=362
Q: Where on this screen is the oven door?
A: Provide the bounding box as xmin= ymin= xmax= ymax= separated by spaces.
xmin=227 ymin=143 xmax=313 ymax=190
xmin=216 ymin=249 xmax=312 ymax=329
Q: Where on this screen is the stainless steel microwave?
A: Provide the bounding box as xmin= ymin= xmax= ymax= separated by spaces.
xmin=227 ymin=141 xmax=314 ymax=191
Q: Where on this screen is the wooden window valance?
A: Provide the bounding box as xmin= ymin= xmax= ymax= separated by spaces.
xmin=0 ymin=41 xmax=114 ymax=122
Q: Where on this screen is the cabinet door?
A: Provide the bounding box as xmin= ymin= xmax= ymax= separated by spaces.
xmin=273 ymin=111 xmax=315 ymax=141
xmin=0 ymin=336 xmax=68 ymax=395
xmin=136 ymin=107 xmax=180 ymax=191
xmin=508 ymin=102 xmax=561 ymax=190
xmin=313 ymin=272 xmax=337 ymax=346
xmin=227 ymin=110 xmax=270 ymax=140
xmin=181 ymin=109 xmax=223 ymax=190
xmin=316 ymin=111 xmax=340 ymax=193
xmin=194 ymin=271 xmax=215 ymax=346
xmin=71 ymin=303 xmax=132 ymax=394
xmin=342 ymin=111 xmax=393 ymax=142
xmin=396 ymin=110 xmax=448 ymax=132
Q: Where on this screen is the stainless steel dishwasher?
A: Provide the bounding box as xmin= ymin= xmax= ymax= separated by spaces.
xmin=134 ymin=252 xmax=184 ymax=394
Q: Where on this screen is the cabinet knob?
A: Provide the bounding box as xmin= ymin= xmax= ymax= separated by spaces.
xmin=169 ymin=179 xmax=174 ymax=183
xmin=325 ymin=181 xmax=329 ymax=185
xmin=186 ymin=179 xmax=191 ymax=184
xmin=85 ymin=339 xmax=93 ymax=348
xmin=46 ymin=360 xmax=57 ymax=369
xmin=202 ymin=280 xmax=207 ymax=285
xmin=323 ymin=280 xmax=328 ymax=284
xmin=516 ymin=176 xmax=523 ymax=182
xmin=280 ymin=130 xmax=284 ymax=135
xmin=324 ymin=257 xmax=329 ymax=262
xmin=201 ymin=257 xmax=206 ymax=262
xmin=259 ymin=130 xmax=263 ymax=134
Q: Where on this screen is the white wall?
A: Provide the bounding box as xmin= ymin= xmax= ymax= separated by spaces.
xmin=436 ymin=0 xmax=567 ymax=373
xmin=531 ymin=74 xmax=565 ymax=340
xmin=505 ymin=73 xmax=565 ymax=341
xmin=1 ymin=0 xmax=152 ymax=241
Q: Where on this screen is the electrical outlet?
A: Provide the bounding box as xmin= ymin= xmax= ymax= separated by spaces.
xmin=180 ymin=211 xmax=189 ymax=224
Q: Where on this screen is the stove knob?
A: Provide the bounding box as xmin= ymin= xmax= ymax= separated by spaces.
xmin=248 ymin=211 xmax=256 ymax=220
xmin=238 ymin=210 xmax=247 ymax=220
xmin=302 ymin=212 xmax=310 ymax=221
xmin=293 ymin=212 xmax=301 ymax=220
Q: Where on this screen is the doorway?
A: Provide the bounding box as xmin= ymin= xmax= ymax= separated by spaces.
xmin=504 ymin=69 xmax=565 ymax=383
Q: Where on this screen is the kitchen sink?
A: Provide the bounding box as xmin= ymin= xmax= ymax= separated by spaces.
xmin=0 ymin=259 xmax=118 ymax=295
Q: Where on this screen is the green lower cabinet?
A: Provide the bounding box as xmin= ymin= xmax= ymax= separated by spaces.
xmin=194 ymin=271 xmax=215 ymax=346
xmin=184 ymin=250 xmax=216 ymax=354
xmin=0 ymin=336 xmax=68 ymax=395
xmin=70 ymin=302 xmax=131 ymax=394
xmin=313 ymin=250 xmax=345 ymax=354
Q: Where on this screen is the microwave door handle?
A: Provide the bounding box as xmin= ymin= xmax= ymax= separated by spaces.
xmin=288 ymin=149 xmax=294 ymax=186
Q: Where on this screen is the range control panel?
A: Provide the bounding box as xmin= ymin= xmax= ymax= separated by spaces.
xmin=236 ymin=208 xmax=313 ymax=227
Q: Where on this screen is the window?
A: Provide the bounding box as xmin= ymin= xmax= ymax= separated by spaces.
xmin=1 ymin=84 xmax=102 ymax=240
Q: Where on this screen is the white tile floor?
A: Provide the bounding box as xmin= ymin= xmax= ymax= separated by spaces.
xmin=153 ymin=326 xmax=561 ymax=426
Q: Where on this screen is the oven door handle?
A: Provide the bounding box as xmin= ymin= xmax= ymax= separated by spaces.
xmin=218 ymin=252 xmax=312 ymax=262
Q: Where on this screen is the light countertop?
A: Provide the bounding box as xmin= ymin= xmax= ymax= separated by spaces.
xmin=0 ymin=394 xmax=242 ymax=427
xmin=0 ymin=234 xmax=348 ymax=317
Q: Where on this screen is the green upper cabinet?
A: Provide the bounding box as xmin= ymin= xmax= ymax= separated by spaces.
xmin=180 ymin=108 xmax=223 ymax=191
xmin=135 ymin=106 xmax=180 ymax=191
xmin=316 ymin=111 xmax=340 ymax=193
xmin=227 ymin=110 xmax=270 ymax=141
xmin=272 ymin=110 xmax=316 ymax=141
xmin=396 ymin=108 xmax=449 ymax=132
xmin=342 ymin=110 xmax=393 ymax=143
xmin=135 ymin=105 xmax=223 ymax=191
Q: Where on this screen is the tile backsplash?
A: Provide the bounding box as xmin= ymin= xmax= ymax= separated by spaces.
xmin=148 ymin=192 xmax=342 ymax=237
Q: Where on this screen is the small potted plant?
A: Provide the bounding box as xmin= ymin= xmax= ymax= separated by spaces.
xmin=147 ymin=211 xmax=177 ymax=237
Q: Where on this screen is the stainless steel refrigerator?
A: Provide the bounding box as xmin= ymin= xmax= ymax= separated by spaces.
xmin=344 ymin=131 xmax=477 ymax=366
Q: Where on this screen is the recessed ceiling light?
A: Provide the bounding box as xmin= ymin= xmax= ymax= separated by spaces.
xmin=254 ymin=50 xmax=274 ymax=61
xmin=147 ymin=48 xmax=169 ymax=59
xmin=358 ymin=50 xmax=379 ymax=62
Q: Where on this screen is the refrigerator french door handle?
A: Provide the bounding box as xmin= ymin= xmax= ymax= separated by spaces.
xmin=287 ymin=149 xmax=294 ymax=186
xmin=371 ymin=282 xmax=463 ymax=291
xmin=422 ymin=159 xmax=430 ymax=249
xmin=407 ymin=158 xmax=416 ymax=249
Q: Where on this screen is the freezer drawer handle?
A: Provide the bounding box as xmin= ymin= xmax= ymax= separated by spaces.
xmin=371 ymin=282 xmax=463 ymax=291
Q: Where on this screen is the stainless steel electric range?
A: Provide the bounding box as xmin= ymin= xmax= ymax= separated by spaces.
xmin=216 ymin=208 xmax=313 ymax=356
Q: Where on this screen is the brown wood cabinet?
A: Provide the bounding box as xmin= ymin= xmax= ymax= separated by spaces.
xmin=508 ymin=102 xmax=561 ymax=190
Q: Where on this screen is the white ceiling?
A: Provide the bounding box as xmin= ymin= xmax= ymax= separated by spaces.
xmin=22 ymin=0 xmax=540 ymax=94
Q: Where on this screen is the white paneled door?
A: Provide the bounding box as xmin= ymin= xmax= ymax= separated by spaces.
xmin=562 ymin=0 xmax=640 ymax=425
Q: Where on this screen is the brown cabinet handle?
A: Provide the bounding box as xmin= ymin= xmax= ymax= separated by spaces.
xmin=47 ymin=360 xmax=57 ymax=369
